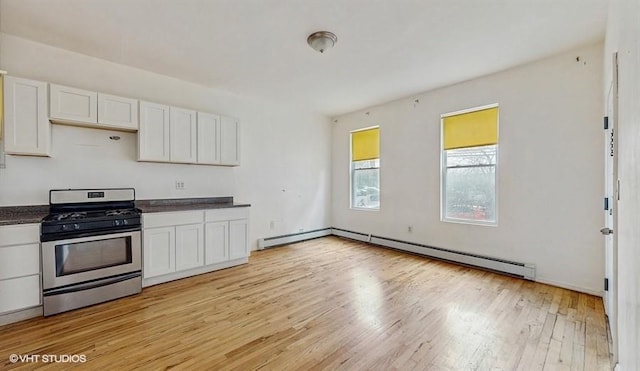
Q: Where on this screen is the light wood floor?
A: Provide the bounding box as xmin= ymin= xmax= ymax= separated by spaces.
xmin=0 ymin=236 xmax=611 ymax=370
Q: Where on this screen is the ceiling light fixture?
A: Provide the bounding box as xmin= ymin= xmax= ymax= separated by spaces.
xmin=307 ymin=31 xmax=337 ymax=53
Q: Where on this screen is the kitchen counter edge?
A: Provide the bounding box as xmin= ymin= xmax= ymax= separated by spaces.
xmin=0 ymin=198 xmax=250 ymax=226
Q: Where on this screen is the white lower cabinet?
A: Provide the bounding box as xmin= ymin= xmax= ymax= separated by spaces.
xmin=143 ymin=207 xmax=249 ymax=286
xmin=229 ymin=219 xmax=249 ymax=260
xmin=175 ymin=224 xmax=204 ymax=271
xmin=143 ymin=226 xmax=175 ymax=278
xmin=0 ymin=224 xmax=42 ymax=315
xmin=205 ymin=221 xmax=228 ymax=265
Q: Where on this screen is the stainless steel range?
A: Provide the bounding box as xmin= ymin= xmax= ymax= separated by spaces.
xmin=40 ymin=188 xmax=142 ymax=316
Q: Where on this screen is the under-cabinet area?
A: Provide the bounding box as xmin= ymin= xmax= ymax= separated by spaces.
xmin=142 ymin=207 xmax=249 ymax=287
xmin=2 ymin=76 xmax=240 ymax=166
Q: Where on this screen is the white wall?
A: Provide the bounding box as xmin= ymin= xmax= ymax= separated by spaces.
xmin=332 ymin=43 xmax=604 ymax=295
xmin=605 ymin=0 xmax=640 ymax=369
xmin=0 ymin=34 xmax=332 ymax=249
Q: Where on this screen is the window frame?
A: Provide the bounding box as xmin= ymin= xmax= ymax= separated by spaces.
xmin=440 ymin=104 xmax=499 ymax=226
xmin=350 ymin=126 xmax=380 ymax=211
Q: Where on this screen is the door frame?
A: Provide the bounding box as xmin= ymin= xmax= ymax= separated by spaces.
xmin=603 ymin=51 xmax=619 ymax=363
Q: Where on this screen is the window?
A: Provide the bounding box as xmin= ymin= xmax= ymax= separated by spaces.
xmin=441 ymin=105 xmax=498 ymax=224
xmin=351 ymin=127 xmax=380 ymax=209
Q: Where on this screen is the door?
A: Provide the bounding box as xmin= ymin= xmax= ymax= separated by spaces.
xmin=229 ymin=219 xmax=249 ymax=260
xmin=49 ymin=84 xmax=98 ymax=124
xmin=143 ymin=227 xmax=175 ymax=278
xmin=170 ymin=107 xmax=197 ymax=163
xmin=602 ymin=52 xmax=618 ymax=362
xmin=42 ymin=231 xmax=141 ymax=289
xmin=197 ymin=112 xmax=221 ymax=164
xmin=205 ymin=221 xmax=228 ymax=265
xmin=97 ymin=93 xmax=139 ymax=130
xmin=175 ymin=224 xmax=204 ymax=271
xmin=220 ymin=116 xmax=240 ymax=166
xmin=138 ymin=101 xmax=170 ymax=161
xmin=3 ymin=76 xmax=50 ymax=156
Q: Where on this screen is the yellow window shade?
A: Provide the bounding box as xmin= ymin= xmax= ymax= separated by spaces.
xmin=0 ymin=75 xmax=3 ymax=141
xmin=351 ymin=127 xmax=379 ymax=161
xmin=443 ymin=107 xmax=498 ymax=150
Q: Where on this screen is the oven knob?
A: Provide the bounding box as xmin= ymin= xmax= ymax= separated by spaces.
xmin=73 ymin=224 xmax=80 ymax=230
xmin=62 ymin=224 xmax=71 ymax=231
xmin=114 ymin=220 xmax=121 ymax=226
xmin=123 ymin=219 xmax=129 ymax=225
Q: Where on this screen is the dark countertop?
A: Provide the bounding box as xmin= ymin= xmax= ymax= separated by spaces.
xmin=0 ymin=205 xmax=49 ymax=226
xmin=136 ymin=197 xmax=250 ymax=214
xmin=0 ymin=197 xmax=249 ymax=226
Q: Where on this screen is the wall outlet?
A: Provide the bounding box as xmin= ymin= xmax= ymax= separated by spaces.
xmin=175 ymin=181 xmax=185 ymax=190
xmin=408 ymin=226 xmax=413 ymax=233
xmin=269 ymin=221 xmax=275 ymax=229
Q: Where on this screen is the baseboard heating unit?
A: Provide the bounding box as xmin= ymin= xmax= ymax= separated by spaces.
xmin=258 ymin=228 xmax=332 ymax=250
xmin=258 ymin=227 xmax=535 ymax=280
xmin=333 ymin=228 xmax=535 ymax=279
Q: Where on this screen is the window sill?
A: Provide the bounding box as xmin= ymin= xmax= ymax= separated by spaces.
xmin=442 ymin=217 xmax=497 ymax=227
xmin=350 ymin=207 xmax=380 ymax=212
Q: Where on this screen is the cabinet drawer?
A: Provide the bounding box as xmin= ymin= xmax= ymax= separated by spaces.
xmin=0 ymin=243 xmax=40 ymax=280
xmin=0 ymin=275 xmax=41 ymax=313
xmin=144 ymin=211 xmax=203 ymax=228
xmin=0 ymin=224 xmax=40 ymax=246
xmin=205 ymin=208 xmax=249 ymax=222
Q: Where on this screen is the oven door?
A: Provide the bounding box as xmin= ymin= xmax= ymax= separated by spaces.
xmin=41 ymin=231 xmax=141 ymax=290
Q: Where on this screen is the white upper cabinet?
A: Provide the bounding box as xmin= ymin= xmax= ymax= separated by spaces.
xmin=220 ymin=116 xmax=240 ymax=166
xmin=169 ymin=107 xmax=197 ymax=163
xmin=49 ymin=84 xmax=98 ymax=124
xmin=138 ymin=101 xmax=170 ymax=162
xmin=3 ymin=76 xmax=51 ymax=156
xmin=97 ymin=93 xmax=139 ymax=130
xmin=50 ymin=84 xmax=138 ymax=132
xmin=196 ymin=111 xmax=220 ymax=165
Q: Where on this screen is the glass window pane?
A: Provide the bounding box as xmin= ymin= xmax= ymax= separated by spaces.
xmin=353 ymin=168 xmax=379 ymax=209
xmin=446 ymin=145 xmax=497 ymax=167
xmin=445 ymin=165 xmax=495 ymax=222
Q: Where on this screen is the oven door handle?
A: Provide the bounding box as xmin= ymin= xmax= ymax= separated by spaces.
xmin=43 ymin=271 xmax=141 ymax=296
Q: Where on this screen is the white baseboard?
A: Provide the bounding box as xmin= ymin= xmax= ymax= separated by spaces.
xmin=535 ymin=277 xmax=602 ymax=297
xmin=0 ymin=306 xmax=43 ymax=327
xmin=143 ymin=257 xmax=248 ymax=288
xmin=258 ymin=228 xmax=332 ymax=250
xmin=614 ymin=363 xmax=620 ymax=371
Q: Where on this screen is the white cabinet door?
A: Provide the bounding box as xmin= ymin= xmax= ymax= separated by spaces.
xmin=139 ymin=101 xmax=170 ymax=162
xmin=175 ymin=224 xmax=204 ymax=271
xmin=97 ymin=93 xmax=139 ymax=130
xmin=3 ymin=76 xmax=50 ymax=156
xmin=229 ymin=219 xmax=249 ymax=260
xmin=220 ymin=116 xmax=240 ymax=166
xmin=0 ymin=275 xmax=41 ymax=313
xmin=170 ymin=107 xmax=197 ymax=163
xmin=0 ymin=243 xmax=40 ymax=280
xmin=49 ymin=84 xmax=98 ymax=124
xmin=197 ymin=112 xmax=220 ymax=164
xmin=0 ymin=223 xmax=41 ymax=314
xmin=205 ymin=221 xmax=228 ymax=265
xmin=143 ymin=227 xmax=175 ymax=278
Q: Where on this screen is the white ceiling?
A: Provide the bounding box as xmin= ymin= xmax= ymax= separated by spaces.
xmin=0 ymin=0 xmax=608 ymax=117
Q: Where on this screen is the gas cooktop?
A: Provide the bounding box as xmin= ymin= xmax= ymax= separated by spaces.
xmin=41 ymin=189 xmax=142 ymax=241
